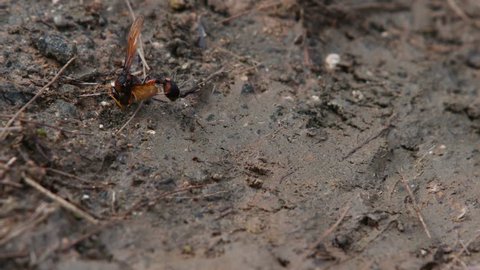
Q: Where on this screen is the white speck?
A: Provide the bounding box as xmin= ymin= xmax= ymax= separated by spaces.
xmin=243 ymin=122 xmax=249 ymax=127
xmin=152 ymin=42 xmax=162 ymax=49
xmin=146 ymin=130 xmax=156 ymax=135
xmin=240 ymin=75 xmax=249 ymax=81
xmin=439 ymin=144 xmax=446 ymax=150
xmin=428 ymin=150 xmax=434 ymax=155
xmin=283 ymin=95 xmax=294 ymax=101
xmin=181 ymin=62 xmax=190 ymax=70
xmin=110 ymin=81 xmax=115 ymax=87
xmin=99 ymin=124 xmax=104 ymax=129
xmin=100 ymin=101 xmax=109 ymax=107
xmin=352 ymin=90 xmax=364 ymax=101
xmin=311 ymin=95 xmax=320 ymax=101
xmin=381 ymin=31 xmax=389 ymax=38
xmin=325 ymin=53 xmax=340 ymax=70
xmin=82 ymin=194 xmax=90 ymax=200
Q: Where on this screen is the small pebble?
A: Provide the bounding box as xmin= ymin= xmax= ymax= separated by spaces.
xmin=325 ymin=53 xmax=340 ymax=70
xmin=146 ymin=130 xmax=156 ymax=135
xmin=99 ymin=124 xmax=104 ymax=129
xmin=100 ymin=101 xmax=109 ymax=107
xmin=352 ymin=90 xmax=364 ymax=102
xmin=241 ymin=83 xmax=254 ymax=95
xmin=169 ymin=0 xmax=188 ymax=11
xmin=53 ymin=14 xmax=68 ymax=28
xmin=246 ymin=177 xmax=263 ymax=189
xmin=466 ymin=51 xmax=480 ymax=69
xmin=35 ymin=34 xmax=77 ymax=64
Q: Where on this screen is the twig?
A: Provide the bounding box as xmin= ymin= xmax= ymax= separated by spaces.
xmin=308 ymin=201 xmax=352 ymax=256
xmin=342 ymin=113 xmax=397 ymax=161
xmin=124 ymin=0 xmax=149 ymax=79
xmin=215 ymin=46 xmax=261 ymax=67
xmin=447 ymin=0 xmax=471 ymax=23
xmin=23 ymin=174 xmax=99 ymax=224
xmin=0 ymin=203 xmax=56 ymax=246
xmin=121 ymin=184 xmax=204 ymax=217
xmin=79 ymin=92 xmax=107 ymax=97
xmin=116 ymin=101 xmax=143 ymax=134
xmin=444 ymin=231 xmax=480 ymax=270
xmin=398 ymin=172 xmax=431 ymax=239
xmin=0 ymin=250 xmax=29 ymax=260
xmin=0 ymin=114 xmax=93 ymax=135
xmin=0 ymin=57 xmax=76 ymax=141
xmin=0 ymin=126 xmax=23 ymax=132
xmin=181 ymin=67 xmax=227 ymax=97
xmin=59 ymin=221 xmax=116 ymax=252
xmin=47 ymin=167 xmax=109 ymax=188
xmin=221 ymin=2 xmax=282 ymax=24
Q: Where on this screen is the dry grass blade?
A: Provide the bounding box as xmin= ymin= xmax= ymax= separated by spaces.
xmin=23 ymin=174 xmax=99 ymax=224
xmin=0 ymin=57 xmax=76 ymax=141
xmin=0 ymin=203 xmax=56 ymax=246
xmin=398 ymin=172 xmax=431 ymax=239
xmin=308 ymin=201 xmax=352 ymax=257
xmin=116 ymin=101 xmax=143 ymax=135
xmin=447 ymin=0 xmax=471 ymax=22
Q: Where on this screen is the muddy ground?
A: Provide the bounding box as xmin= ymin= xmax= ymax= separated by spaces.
xmin=2 ymin=0 xmax=480 ymax=269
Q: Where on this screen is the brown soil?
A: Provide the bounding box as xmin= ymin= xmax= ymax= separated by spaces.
xmin=2 ymin=0 xmax=480 ymax=269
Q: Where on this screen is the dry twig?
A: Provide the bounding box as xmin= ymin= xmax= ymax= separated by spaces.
xmin=47 ymin=167 xmax=109 ymax=188
xmin=0 ymin=114 xmax=92 ymax=135
xmin=308 ymin=201 xmax=352 ymax=256
xmin=398 ymin=172 xmax=431 ymax=239
xmin=221 ymin=2 xmax=282 ymax=24
xmin=23 ymin=174 xmax=99 ymax=224
xmin=342 ymin=113 xmax=397 ymax=161
xmin=0 ymin=203 xmax=56 ymax=246
xmin=0 ymin=57 xmax=76 ymax=141
xmin=116 ymin=101 xmax=143 ymax=135
xmin=447 ymin=0 xmax=471 ymax=23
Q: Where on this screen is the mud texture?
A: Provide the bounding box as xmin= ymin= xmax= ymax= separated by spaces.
xmin=2 ymin=0 xmax=480 ymax=269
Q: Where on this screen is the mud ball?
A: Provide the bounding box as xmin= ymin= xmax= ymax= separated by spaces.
xmin=241 ymin=83 xmax=254 ymax=95
xmin=333 ymin=234 xmax=352 ymax=250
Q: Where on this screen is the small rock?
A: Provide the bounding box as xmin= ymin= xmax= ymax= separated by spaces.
xmin=333 ymin=234 xmax=352 ymax=250
xmin=184 ymin=169 xmax=209 ymax=183
xmin=35 ymin=34 xmax=77 ymax=64
xmin=53 ymin=14 xmax=69 ymax=28
xmin=325 ymin=53 xmax=340 ymax=70
xmin=466 ymin=51 xmax=480 ymax=69
xmin=246 ymin=216 xmax=264 ymax=234
xmin=169 ymin=0 xmax=188 ymax=11
xmin=51 ymin=100 xmax=77 ymax=118
xmin=246 ymin=177 xmax=263 ymax=189
xmin=0 ymin=82 xmax=33 ymax=106
xmin=241 ymin=83 xmax=254 ymax=95
xmin=211 ymin=173 xmax=224 ymax=181
xmin=352 ymin=90 xmax=364 ymax=102
xmin=59 ymin=84 xmax=78 ymax=95
xmin=278 ymin=74 xmax=292 ymax=83
xmin=467 ymin=103 xmax=480 ymax=119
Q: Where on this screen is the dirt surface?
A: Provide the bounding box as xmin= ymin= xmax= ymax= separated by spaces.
xmin=2 ymin=0 xmax=480 ymax=269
